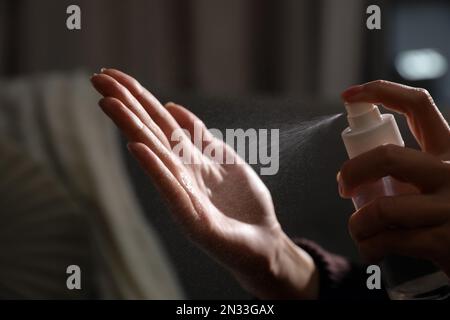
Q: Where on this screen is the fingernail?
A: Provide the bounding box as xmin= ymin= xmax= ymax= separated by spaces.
xmin=127 ymin=142 xmax=143 ymax=157
xmin=100 ymin=68 xmax=107 ymax=73
xmin=127 ymin=142 xmax=136 ymax=153
xmin=98 ymin=98 xmax=108 ymax=110
xmin=341 ymin=85 xmax=364 ymax=101
xmin=90 ymin=73 xmax=98 ymax=81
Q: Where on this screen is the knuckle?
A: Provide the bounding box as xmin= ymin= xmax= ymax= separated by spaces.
xmin=413 ymin=87 xmax=433 ymax=106
xmin=370 ymin=80 xmax=390 ymax=92
xmin=110 ymin=79 xmax=123 ymax=92
xmin=416 ymin=87 xmax=430 ymax=99
xmin=111 ymin=80 xmax=133 ymax=100
xmin=130 ymin=120 xmax=146 ymax=138
xmin=130 ymin=78 xmax=141 ymax=91
xmin=134 ymin=81 xmax=145 ymax=98
xmin=372 ymin=79 xmax=389 ymax=87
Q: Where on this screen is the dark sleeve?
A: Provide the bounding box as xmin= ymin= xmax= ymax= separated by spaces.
xmin=295 ymin=238 xmax=389 ymax=300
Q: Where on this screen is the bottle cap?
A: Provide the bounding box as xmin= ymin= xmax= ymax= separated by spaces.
xmin=345 ymin=102 xmax=382 ymax=130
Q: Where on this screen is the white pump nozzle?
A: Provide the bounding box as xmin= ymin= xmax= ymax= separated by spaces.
xmin=345 ymin=102 xmax=375 ymax=117
xmin=345 ymin=102 xmax=382 ymax=130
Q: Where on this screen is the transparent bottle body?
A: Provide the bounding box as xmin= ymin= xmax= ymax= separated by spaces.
xmin=353 ymin=176 xmax=450 ymax=300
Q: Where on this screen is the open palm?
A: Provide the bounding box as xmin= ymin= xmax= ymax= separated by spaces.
xmin=91 ymin=69 xmax=316 ymax=299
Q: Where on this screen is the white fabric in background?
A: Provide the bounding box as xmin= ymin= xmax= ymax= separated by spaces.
xmin=0 ymin=71 xmax=183 ymax=299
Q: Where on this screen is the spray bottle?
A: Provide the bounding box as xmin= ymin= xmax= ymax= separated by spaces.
xmin=341 ymin=102 xmax=450 ymax=300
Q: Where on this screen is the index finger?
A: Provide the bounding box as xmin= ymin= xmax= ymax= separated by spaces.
xmin=101 ymin=68 xmax=182 ymax=144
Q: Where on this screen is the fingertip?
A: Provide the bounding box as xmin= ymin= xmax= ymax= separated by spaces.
xmin=98 ymin=96 xmax=114 ymax=107
xmin=90 ymin=73 xmax=113 ymax=90
xmin=90 ymin=73 xmax=102 ymax=85
xmin=98 ymin=97 xmax=122 ymax=116
xmin=98 ymin=97 xmax=110 ymax=114
xmin=337 ymin=165 xmax=353 ymax=197
xmin=101 ymin=68 xmax=143 ymax=94
xmin=165 ymin=101 xmax=177 ymax=108
xmin=337 ymin=171 xmax=346 ymax=198
xmin=102 ymin=67 xmax=129 ymax=80
xmin=127 ymin=142 xmax=158 ymax=172
xmin=97 ymin=97 xmax=108 ymax=108
xmin=127 ymin=141 xmax=143 ymax=154
xmin=338 ymin=186 xmax=352 ymax=199
xmin=341 ymin=84 xmax=364 ymax=101
xmin=101 ymin=68 xmax=117 ymax=78
xmin=127 ymin=142 xmax=153 ymax=160
xmin=336 ymin=171 xmax=341 ymax=183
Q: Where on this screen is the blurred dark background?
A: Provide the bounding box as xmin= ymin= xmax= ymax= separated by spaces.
xmin=0 ymin=0 xmax=449 ymax=299
xmin=1 ymin=0 xmax=447 ymax=103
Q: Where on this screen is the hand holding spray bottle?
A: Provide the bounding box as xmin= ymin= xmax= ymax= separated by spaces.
xmin=341 ymin=102 xmax=449 ymax=300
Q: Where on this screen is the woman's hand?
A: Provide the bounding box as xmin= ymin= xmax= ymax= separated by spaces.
xmin=339 ymin=80 xmax=450 ymax=276
xmin=91 ymin=68 xmax=318 ymax=299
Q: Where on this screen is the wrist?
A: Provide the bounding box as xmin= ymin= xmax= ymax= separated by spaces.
xmin=271 ymin=232 xmax=319 ymax=299
xmin=234 ymin=230 xmax=319 ymax=299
